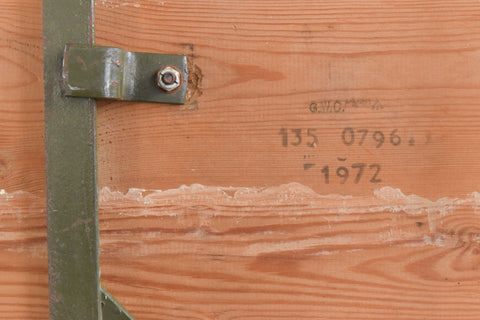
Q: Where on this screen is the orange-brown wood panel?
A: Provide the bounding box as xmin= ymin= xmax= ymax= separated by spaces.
xmin=98 ymin=185 xmax=480 ymax=320
xmin=1 ymin=0 xmax=480 ymax=319
xmin=0 ymin=0 xmax=45 ymax=195
xmin=0 ymin=0 xmax=48 ymax=318
xmin=96 ymin=0 xmax=480 ymax=199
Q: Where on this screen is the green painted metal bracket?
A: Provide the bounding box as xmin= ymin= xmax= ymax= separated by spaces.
xmin=43 ymin=0 xmax=186 ymax=319
xmin=101 ymin=288 xmax=136 ymax=320
xmin=43 ymin=0 xmax=102 ymax=317
xmin=62 ymin=44 xmax=188 ymax=104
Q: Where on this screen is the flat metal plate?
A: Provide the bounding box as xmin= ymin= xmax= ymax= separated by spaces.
xmin=62 ymin=44 xmax=188 ymax=104
xmin=44 ymin=1 xmax=138 ymax=319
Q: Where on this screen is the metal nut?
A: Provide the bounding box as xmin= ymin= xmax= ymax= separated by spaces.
xmin=156 ymin=66 xmax=181 ymax=92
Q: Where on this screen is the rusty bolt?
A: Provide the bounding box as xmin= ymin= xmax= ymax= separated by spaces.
xmin=156 ymin=66 xmax=181 ymax=92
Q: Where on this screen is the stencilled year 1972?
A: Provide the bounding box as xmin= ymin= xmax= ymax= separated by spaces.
xmin=301 ymin=157 xmax=382 ymax=184
xmin=316 ymin=158 xmax=382 ymax=184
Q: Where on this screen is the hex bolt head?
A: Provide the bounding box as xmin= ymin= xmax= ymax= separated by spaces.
xmin=156 ymin=66 xmax=181 ymax=92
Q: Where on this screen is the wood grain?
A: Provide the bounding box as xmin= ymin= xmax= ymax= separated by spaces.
xmin=1 ymin=184 xmax=479 ymax=319
xmin=0 ymin=1 xmax=51 ymax=318
xmin=95 ymin=0 xmax=480 ymax=198
xmin=0 ymin=192 xmax=48 ymax=319
xmin=1 ymin=0 xmax=480 ymax=319
xmin=94 ymin=1 xmax=480 ymax=318
xmin=99 ymin=185 xmax=480 ymax=319
xmin=0 ymin=0 xmax=45 ymax=196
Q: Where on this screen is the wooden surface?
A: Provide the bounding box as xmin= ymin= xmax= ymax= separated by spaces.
xmin=95 ymin=0 xmax=480 ymax=199
xmin=1 ymin=0 xmax=480 ymax=319
xmin=98 ymin=185 xmax=480 ymax=320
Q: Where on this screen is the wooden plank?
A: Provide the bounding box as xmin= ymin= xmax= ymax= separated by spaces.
xmin=0 ymin=0 xmax=480 ymax=319
xmin=1 ymin=184 xmax=479 ymax=319
xmin=0 ymin=0 xmax=45 ymax=195
xmin=0 ymin=1 xmax=48 ymax=318
xmin=97 ymin=1 xmax=480 ymax=319
xmin=98 ymin=184 xmax=480 ymax=320
xmin=93 ymin=0 xmax=480 ymax=318
xmin=95 ymin=0 xmax=480 ymax=198
xmin=0 ymin=192 xmax=48 ymax=319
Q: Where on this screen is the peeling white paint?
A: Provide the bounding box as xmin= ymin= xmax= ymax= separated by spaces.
xmin=96 ymin=183 xmax=480 ymax=253
xmin=99 ymin=0 xmax=142 ymax=9
xmin=1 ymin=184 xmax=478 ymax=255
xmin=1 ymin=184 xmax=477 ymax=223
xmin=0 ymin=190 xmax=34 ymax=200
xmin=99 ymin=184 xmax=480 ymax=218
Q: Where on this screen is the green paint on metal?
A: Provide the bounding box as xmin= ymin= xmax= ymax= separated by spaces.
xmin=45 ymin=1 xmax=176 ymax=319
xmin=101 ymin=288 xmax=136 ymax=320
xmin=43 ymin=0 xmax=101 ymax=319
xmin=62 ymin=44 xmax=188 ymax=104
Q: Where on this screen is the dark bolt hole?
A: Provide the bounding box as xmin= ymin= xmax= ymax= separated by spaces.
xmin=162 ymin=72 xmax=176 ymax=85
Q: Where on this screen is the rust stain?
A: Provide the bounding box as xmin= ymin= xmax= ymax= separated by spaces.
xmin=0 ymin=157 xmax=11 ymax=179
xmin=186 ymin=57 xmax=203 ymax=104
xmin=76 ymin=56 xmax=87 ymax=70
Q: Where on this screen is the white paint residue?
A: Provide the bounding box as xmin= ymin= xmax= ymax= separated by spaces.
xmin=120 ymin=2 xmax=141 ymax=7
xmin=0 ymin=184 xmax=477 ymax=256
xmin=471 ymin=191 xmax=480 ymax=213
xmin=97 ymin=183 xmax=480 ymax=248
xmin=99 ymin=0 xmax=142 ymax=9
xmin=0 ymin=189 xmax=37 ymax=201
xmin=99 ymin=183 xmax=480 ymax=219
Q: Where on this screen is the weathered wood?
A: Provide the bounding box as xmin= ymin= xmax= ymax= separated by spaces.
xmin=0 ymin=192 xmax=48 ymax=319
xmin=1 ymin=0 xmax=480 ymax=319
xmin=1 ymin=185 xmax=479 ymax=319
xmin=98 ymin=184 xmax=480 ymax=320
xmin=95 ymin=0 xmax=480 ymax=199
xmin=0 ymin=1 xmax=47 ymax=319
xmin=0 ymin=0 xmax=45 ymax=196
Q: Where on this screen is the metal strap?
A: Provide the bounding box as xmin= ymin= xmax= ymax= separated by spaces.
xmin=43 ymin=0 xmax=135 ymax=319
xmin=62 ymin=44 xmax=188 ymax=104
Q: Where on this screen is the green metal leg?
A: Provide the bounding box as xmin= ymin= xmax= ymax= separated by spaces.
xmin=101 ymin=289 xmax=136 ymax=320
xmin=43 ymin=0 xmax=135 ymax=319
